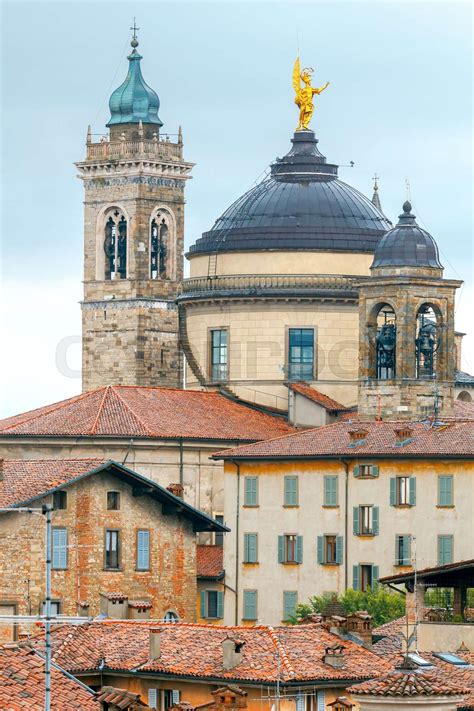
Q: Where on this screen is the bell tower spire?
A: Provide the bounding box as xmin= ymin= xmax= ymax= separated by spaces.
xmin=76 ymin=30 xmax=194 ymax=392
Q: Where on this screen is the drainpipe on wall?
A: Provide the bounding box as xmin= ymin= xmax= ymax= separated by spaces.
xmin=231 ymin=459 xmax=241 ymax=625
xmin=341 ymin=459 xmax=350 ymax=590
xmin=179 ymin=438 xmax=184 ymax=487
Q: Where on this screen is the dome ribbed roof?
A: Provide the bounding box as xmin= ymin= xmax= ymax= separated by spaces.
xmin=107 ymin=40 xmax=163 ymax=127
xmin=371 ymin=201 xmax=443 ymax=270
xmin=189 ymin=130 xmax=392 ymax=256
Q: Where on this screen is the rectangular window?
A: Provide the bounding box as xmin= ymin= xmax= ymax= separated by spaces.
xmin=42 ymin=601 xmax=61 ymax=617
xmin=438 ymin=535 xmax=454 ymax=565
xmin=52 ymin=491 xmax=67 ymax=510
xmin=353 ymin=564 xmax=379 ymax=592
xmin=200 ymin=590 xmax=224 ymax=619
xmin=354 ymin=464 xmax=379 ymax=478
xmin=354 ymin=505 xmax=379 ymax=535
xmin=163 ymin=690 xmax=181 ymax=710
xmin=323 ymin=476 xmax=338 ymax=506
xmin=438 ymin=476 xmax=454 ymax=507
xmin=244 ymin=476 xmax=258 ymax=507
xmin=243 ymin=590 xmax=258 ymax=620
xmin=391 ymin=477 xmax=416 ymax=506
xmin=243 ymin=533 xmax=258 ymax=563
xmin=148 ymin=690 xmax=158 ymax=710
xmin=288 ymin=328 xmax=314 ymax=381
xmin=107 ymin=491 xmax=120 ymax=510
xmin=278 ymin=534 xmax=303 ymax=564
xmin=317 ymin=535 xmax=343 ymax=565
xmin=284 ymin=476 xmax=298 ymax=506
xmin=283 ymin=591 xmax=297 ymax=621
xmin=210 ymin=329 xmax=228 ymax=382
xmin=395 ymin=535 xmax=412 ymax=566
xmin=214 ymin=514 xmax=224 ymax=546
xmin=52 ymin=528 xmax=68 ymax=569
xmin=136 ymin=530 xmax=150 ymax=571
xmin=105 ymin=529 xmax=120 ymax=569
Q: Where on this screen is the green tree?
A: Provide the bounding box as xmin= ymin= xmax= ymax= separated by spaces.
xmin=292 ymin=587 xmax=405 ymax=627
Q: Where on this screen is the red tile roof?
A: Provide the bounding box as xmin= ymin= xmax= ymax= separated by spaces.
xmin=41 ymin=621 xmax=391 ymax=684
xmin=287 ymin=384 xmax=350 ymax=413
xmin=0 ymin=642 xmax=99 ymax=710
xmin=213 ymin=418 xmax=474 ymax=460
xmin=373 ymin=617 xmax=405 ymax=637
xmin=94 ymin=686 xmax=148 ymax=708
xmin=349 ymin=669 xmax=469 ymax=697
xmin=0 ymin=386 xmax=294 ymax=442
xmin=197 ymin=546 xmax=224 ymax=579
xmin=454 ymin=401 xmax=474 ymax=419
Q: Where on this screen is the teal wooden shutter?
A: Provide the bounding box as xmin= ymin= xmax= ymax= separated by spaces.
xmin=372 ymin=507 xmax=379 ymax=535
xmin=284 ymin=476 xmax=298 ymax=506
xmin=336 ymin=536 xmax=343 ymax=564
xmin=244 ymin=533 xmax=257 ymax=563
xmin=402 ymin=535 xmax=411 ymax=565
xmin=200 ymin=591 xmax=207 ymax=618
xmin=438 ymin=535 xmax=453 ymax=565
xmin=371 ymin=465 xmax=379 ymax=478
xmin=439 ymin=476 xmax=453 ymax=506
xmin=317 ymin=536 xmax=324 ymax=564
xmin=52 ymin=529 xmax=67 ymax=569
xmin=278 ymin=535 xmax=284 ymax=563
xmin=296 ymin=536 xmax=303 ymax=563
xmin=283 ymin=591 xmax=297 ymax=621
xmin=244 ymin=476 xmax=258 ymax=506
xmin=353 ymin=565 xmax=360 ymax=590
xmin=148 ymin=689 xmax=158 ymax=709
xmin=324 ymin=476 xmax=338 ymax=506
xmin=353 ymin=465 xmax=360 ymax=477
xmin=137 ymin=530 xmax=150 ymax=570
xmin=243 ymin=590 xmax=257 ymax=620
xmin=372 ymin=565 xmax=379 ymax=587
xmin=390 ymin=478 xmax=397 ymax=506
xmin=409 ymin=477 xmax=416 ymax=506
xmin=353 ymin=507 xmax=360 ymax=535
xmin=216 ymin=591 xmax=224 ymax=618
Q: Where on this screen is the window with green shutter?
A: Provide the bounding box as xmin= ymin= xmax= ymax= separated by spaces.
xmin=354 ymin=464 xmax=379 ymax=478
xmin=323 ymin=476 xmax=338 ymax=506
xmin=52 ymin=528 xmax=68 ymax=570
xmin=391 ymin=477 xmax=416 ymax=506
xmin=317 ymin=535 xmax=343 ymax=565
xmin=243 ymin=590 xmax=257 ymax=620
xmin=283 ymin=591 xmax=297 ymax=621
xmin=395 ymin=535 xmax=411 ymax=565
xmin=244 ymin=476 xmax=258 ymax=506
xmin=438 ymin=476 xmax=454 ymax=507
xmin=284 ymin=476 xmax=299 ymax=506
xmin=278 ymin=534 xmax=302 ymax=563
xmin=243 ymin=533 xmax=258 ymax=563
xmin=200 ymin=590 xmax=224 ymax=619
xmin=136 ymin=529 xmax=150 ymax=570
xmin=354 ymin=506 xmax=379 ymax=535
xmin=438 ymin=535 xmax=453 ymax=565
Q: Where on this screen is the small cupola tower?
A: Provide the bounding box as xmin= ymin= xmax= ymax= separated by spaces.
xmin=357 ymin=201 xmax=462 ymax=419
xmin=76 ymin=26 xmax=194 ymax=391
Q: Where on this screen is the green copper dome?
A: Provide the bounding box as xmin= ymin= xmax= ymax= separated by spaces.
xmin=107 ymin=39 xmax=163 ymax=127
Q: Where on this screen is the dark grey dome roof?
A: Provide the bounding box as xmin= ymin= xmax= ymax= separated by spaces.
xmin=371 ymin=201 xmax=443 ymax=270
xmin=188 ymin=131 xmax=392 ymax=256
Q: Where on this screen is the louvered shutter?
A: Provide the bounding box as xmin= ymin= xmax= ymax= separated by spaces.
xmin=317 ymin=536 xmax=324 ymax=564
xmin=244 ymin=533 xmax=257 ymax=563
xmin=403 ymin=535 xmax=411 ymax=565
xmin=371 ymin=465 xmax=379 ymax=477
xmin=243 ymin=591 xmax=257 ymax=620
xmin=278 ymin=535 xmax=285 ymax=563
xmin=245 ymin=477 xmax=258 ymax=506
xmin=200 ymin=591 xmax=207 ymax=618
xmin=52 ymin=529 xmax=67 ymax=569
xmin=390 ymin=478 xmax=397 ymax=506
xmin=372 ymin=565 xmax=379 ymax=587
xmin=409 ymin=477 xmax=416 ymax=506
xmin=372 ymin=507 xmax=379 ymax=535
xmin=296 ymin=536 xmax=303 ymax=564
xmin=137 ymin=530 xmax=150 ymax=570
xmin=336 ymin=536 xmax=343 ymax=565
xmin=284 ymin=476 xmax=298 ymax=506
xmin=353 ymin=465 xmax=360 ymax=477
xmin=216 ymin=591 xmax=224 ymax=618
xmin=172 ymin=690 xmax=180 ymax=705
xmin=316 ymin=691 xmax=325 ymax=711
xmin=148 ymin=689 xmax=158 ymax=709
xmin=296 ymin=693 xmax=304 ymax=711
xmin=283 ymin=591 xmax=297 ymax=621
xmin=353 ymin=565 xmax=360 ymax=590
xmin=439 ymin=476 xmax=453 ymax=506
xmin=353 ymin=507 xmax=360 ymax=535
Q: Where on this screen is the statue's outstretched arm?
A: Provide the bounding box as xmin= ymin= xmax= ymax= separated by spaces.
xmin=313 ymin=81 xmax=330 ymax=95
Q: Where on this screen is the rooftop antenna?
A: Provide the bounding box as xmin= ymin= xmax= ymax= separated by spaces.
xmin=130 ymin=17 xmax=140 ymax=41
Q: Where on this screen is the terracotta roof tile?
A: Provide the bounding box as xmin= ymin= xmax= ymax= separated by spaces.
xmin=39 ymin=621 xmax=391 ymax=683
xmin=214 ymin=418 xmax=474 ymax=459
xmin=0 ymin=643 xmax=99 ymax=709
xmin=287 ymin=384 xmax=351 ymax=412
xmin=349 ymin=669 xmax=469 ymax=697
xmin=0 ymin=386 xmax=294 ymax=442
xmin=197 ymin=546 xmax=224 ymax=578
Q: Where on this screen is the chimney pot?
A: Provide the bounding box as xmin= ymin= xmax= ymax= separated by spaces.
xmin=222 ymin=638 xmax=245 ymax=670
xmin=323 ymin=644 xmax=345 ymax=668
xmin=167 ymin=483 xmax=184 ymax=499
xmin=149 ymin=628 xmax=161 ymax=660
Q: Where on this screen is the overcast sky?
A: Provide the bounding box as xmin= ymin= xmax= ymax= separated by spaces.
xmin=0 ymin=0 xmax=472 ymax=417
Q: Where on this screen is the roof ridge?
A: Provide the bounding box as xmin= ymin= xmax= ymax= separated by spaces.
xmin=114 ymin=384 xmax=219 ymax=396
xmin=108 ymin=387 xmax=155 ymax=437
xmin=266 ymin=626 xmax=296 ymax=680
xmin=0 ymin=388 xmax=106 ymax=433
xmin=90 ymin=386 xmax=112 ymax=435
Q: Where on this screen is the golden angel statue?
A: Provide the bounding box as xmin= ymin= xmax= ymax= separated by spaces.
xmin=293 ymin=57 xmax=330 ymax=131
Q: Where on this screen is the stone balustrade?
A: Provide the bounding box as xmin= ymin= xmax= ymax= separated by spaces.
xmin=86 ymin=138 xmax=182 ymax=161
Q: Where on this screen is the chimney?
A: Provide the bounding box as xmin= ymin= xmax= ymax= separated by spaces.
xmin=0 ymin=458 xmax=3 ymax=482
xmin=149 ymin=628 xmax=161 ymax=660
xmin=345 ymin=611 xmax=373 ymax=646
xmin=167 ymin=483 xmax=184 ymax=499
xmin=323 ymin=644 xmax=345 ymax=668
xmin=222 ymin=638 xmax=245 ymax=670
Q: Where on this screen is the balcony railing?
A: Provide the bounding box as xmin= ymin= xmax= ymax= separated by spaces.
xmin=180 ymin=273 xmax=366 ymax=299
xmin=86 ymin=139 xmax=182 ymax=162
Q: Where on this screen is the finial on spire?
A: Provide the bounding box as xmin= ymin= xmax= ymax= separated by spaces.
xmin=371 ymin=173 xmax=382 ymax=212
xmin=130 ymin=17 xmax=140 ymax=48
xmin=86 ymin=124 xmax=92 ymax=145
xmin=178 ymin=125 xmax=183 ymax=144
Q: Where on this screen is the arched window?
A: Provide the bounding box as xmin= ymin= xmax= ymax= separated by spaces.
xmin=457 ymin=391 xmax=472 ymax=402
xmin=416 ymin=305 xmax=439 ymax=379
xmin=375 ymin=304 xmax=396 ymax=379
xmin=103 ymin=209 xmax=127 ymax=280
xmin=163 ymin=610 xmax=179 ymax=623
xmin=150 ymin=209 xmax=173 ymax=279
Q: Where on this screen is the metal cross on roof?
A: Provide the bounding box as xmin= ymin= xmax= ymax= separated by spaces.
xmin=130 ymin=17 xmax=140 ymax=40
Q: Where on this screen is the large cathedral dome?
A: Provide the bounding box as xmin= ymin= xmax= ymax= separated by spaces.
xmin=189 ymin=131 xmax=391 ymax=256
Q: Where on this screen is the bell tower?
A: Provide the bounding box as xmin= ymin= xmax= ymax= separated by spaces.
xmin=76 ymin=30 xmax=193 ymax=392
xmin=358 ymin=201 xmax=462 ymax=420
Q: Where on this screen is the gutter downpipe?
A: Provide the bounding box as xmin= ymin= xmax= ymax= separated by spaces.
xmin=179 ymin=438 xmax=184 ymax=486
xmin=341 ymin=459 xmax=350 ymax=590
xmin=232 ymin=459 xmax=241 ymax=625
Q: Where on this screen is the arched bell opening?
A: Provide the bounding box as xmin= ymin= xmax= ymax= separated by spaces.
xmin=416 ymin=304 xmax=440 ymax=380
xmin=103 ymin=208 xmax=127 ymax=280
xmin=150 ymin=208 xmax=175 ymax=280
xmin=368 ymin=303 xmax=397 ymax=380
